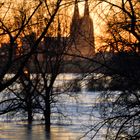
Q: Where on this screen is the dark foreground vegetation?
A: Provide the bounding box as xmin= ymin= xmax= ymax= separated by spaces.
xmin=0 ymin=0 xmax=140 ymax=140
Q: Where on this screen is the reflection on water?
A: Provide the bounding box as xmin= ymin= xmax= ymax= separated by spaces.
xmin=0 ymin=91 xmax=104 ymax=140
xmin=0 ymin=122 xmax=80 ymax=140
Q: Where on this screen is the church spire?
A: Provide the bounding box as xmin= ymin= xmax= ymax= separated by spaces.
xmin=84 ymin=0 xmax=89 ymax=16
xmin=70 ymin=0 xmax=80 ymax=37
xmin=72 ymin=0 xmax=80 ymax=23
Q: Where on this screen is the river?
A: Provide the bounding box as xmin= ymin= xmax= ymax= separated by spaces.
xmin=0 ymin=91 xmax=105 ymax=140
xmin=0 ymin=73 xmax=107 ymax=140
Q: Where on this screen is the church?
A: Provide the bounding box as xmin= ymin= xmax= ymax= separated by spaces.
xmin=0 ymin=0 xmax=95 ymax=68
xmin=69 ymin=0 xmax=95 ymax=58
xmin=44 ymin=0 xmax=95 ymax=61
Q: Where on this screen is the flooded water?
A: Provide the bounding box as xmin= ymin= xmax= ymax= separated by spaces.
xmin=0 ymin=73 xmax=107 ymax=140
xmin=0 ymin=122 xmax=80 ymax=140
xmin=0 ymin=91 xmax=105 ymax=140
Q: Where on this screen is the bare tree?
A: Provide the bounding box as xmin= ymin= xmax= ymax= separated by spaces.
xmin=81 ymin=0 xmax=140 ymax=139
xmin=0 ymin=0 xmax=79 ymax=131
xmin=0 ymin=0 xmax=63 ymax=92
xmin=0 ymin=0 xmax=64 ymax=127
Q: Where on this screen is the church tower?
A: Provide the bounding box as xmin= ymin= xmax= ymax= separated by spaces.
xmin=70 ymin=0 xmax=80 ymax=41
xmin=70 ymin=0 xmax=95 ymax=58
xmin=84 ymin=0 xmax=90 ymax=16
xmin=79 ymin=0 xmax=95 ymax=56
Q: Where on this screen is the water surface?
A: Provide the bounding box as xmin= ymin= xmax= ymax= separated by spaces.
xmin=0 ymin=91 xmax=104 ymax=140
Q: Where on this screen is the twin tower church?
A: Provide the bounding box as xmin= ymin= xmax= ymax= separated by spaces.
xmin=69 ymin=0 xmax=95 ymax=57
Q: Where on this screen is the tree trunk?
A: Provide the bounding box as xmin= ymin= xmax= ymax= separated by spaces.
xmin=27 ymin=89 xmax=33 ymax=125
xmin=44 ymin=94 xmax=51 ymax=132
xmin=27 ymin=101 xmax=33 ymax=125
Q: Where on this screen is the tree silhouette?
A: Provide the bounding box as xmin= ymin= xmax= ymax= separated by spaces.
xmin=83 ymin=0 xmax=140 ymax=139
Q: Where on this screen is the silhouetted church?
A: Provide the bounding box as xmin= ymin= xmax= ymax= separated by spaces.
xmin=0 ymin=0 xmax=95 ymax=65
xmin=69 ymin=0 xmax=95 ymax=57
xmin=45 ymin=0 xmax=95 ymax=60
